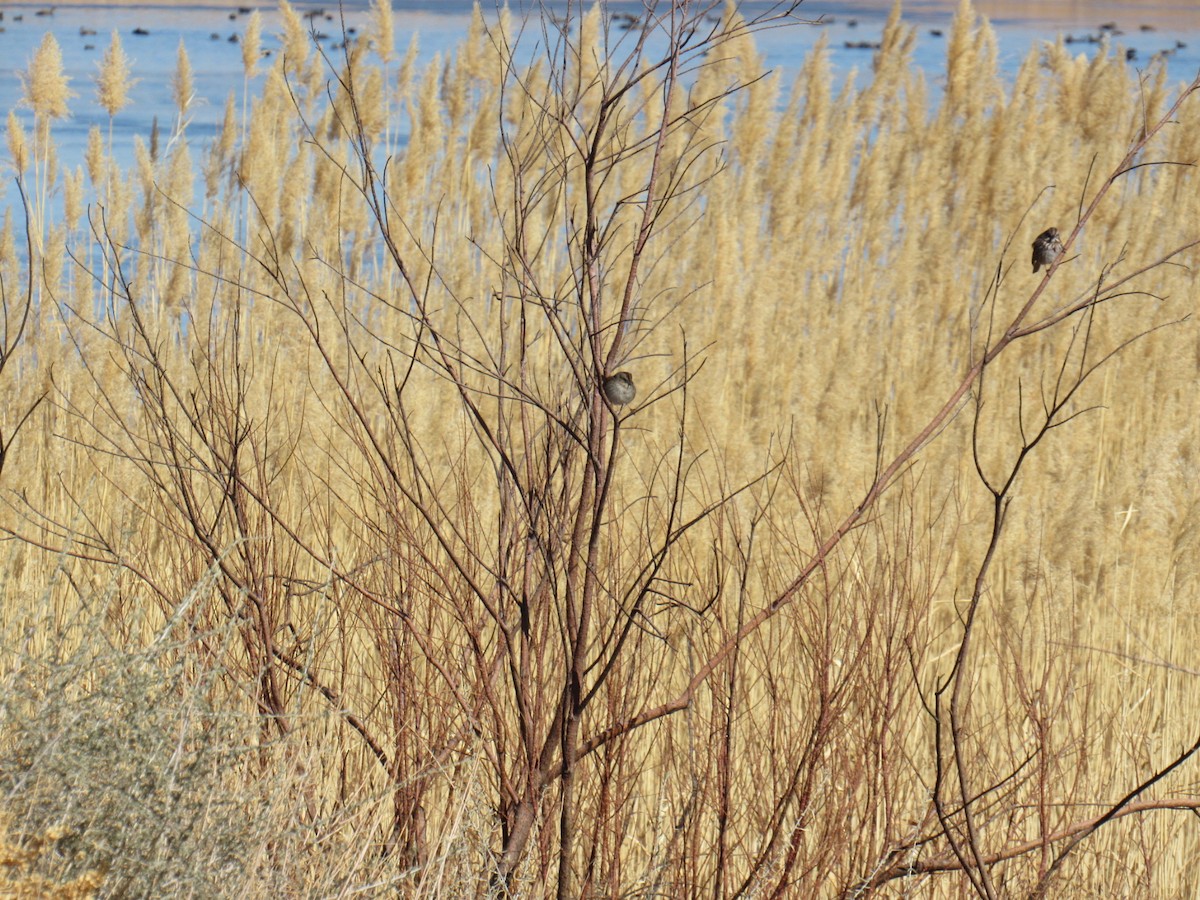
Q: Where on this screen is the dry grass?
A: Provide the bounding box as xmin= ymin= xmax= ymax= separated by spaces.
xmin=2 ymin=1 xmax=1199 ymax=896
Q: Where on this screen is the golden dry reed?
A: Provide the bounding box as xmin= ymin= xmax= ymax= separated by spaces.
xmin=1 ymin=1 xmax=1199 ymax=896
xmin=0 ymin=817 xmax=104 ymax=899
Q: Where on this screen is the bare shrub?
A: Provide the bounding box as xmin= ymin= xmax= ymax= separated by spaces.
xmin=2 ymin=1 xmax=1200 ymax=897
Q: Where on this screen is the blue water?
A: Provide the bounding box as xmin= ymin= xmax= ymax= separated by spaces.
xmin=0 ymin=1 xmax=1197 ymax=219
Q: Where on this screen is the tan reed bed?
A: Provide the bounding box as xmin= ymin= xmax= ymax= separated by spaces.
xmin=0 ymin=1 xmax=1198 ymax=896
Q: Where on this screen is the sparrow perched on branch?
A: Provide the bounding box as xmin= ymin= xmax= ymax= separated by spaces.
xmin=1032 ymin=227 xmax=1064 ymax=273
xmin=602 ymin=372 xmax=636 ymax=406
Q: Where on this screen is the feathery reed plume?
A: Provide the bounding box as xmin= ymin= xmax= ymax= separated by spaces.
xmin=277 ymin=0 xmax=310 ymax=77
xmin=83 ymin=125 xmax=104 ymax=186
xmin=204 ymin=92 xmax=238 ymax=201
xmin=173 ymin=40 xmax=194 ymax=121
xmin=132 ymin=135 xmax=155 ymax=242
xmin=353 ymin=61 xmax=387 ymax=144
xmin=0 ymin=211 xmax=13 ymax=276
xmin=371 ymin=0 xmax=395 ymax=65
xmin=20 ymin=33 xmax=73 ymax=121
xmin=95 ymin=30 xmax=135 ymax=119
xmin=396 ymin=32 xmax=418 ymax=95
xmin=42 ymin=223 xmax=65 ymax=304
xmin=242 ymin=10 xmax=263 ymax=78
xmin=6 ymin=112 xmax=28 ymax=177
xmin=63 ymin=166 xmax=84 ymax=234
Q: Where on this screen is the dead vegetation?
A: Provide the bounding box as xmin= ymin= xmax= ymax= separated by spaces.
xmin=1 ymin=1 xmax=1199 ymax=896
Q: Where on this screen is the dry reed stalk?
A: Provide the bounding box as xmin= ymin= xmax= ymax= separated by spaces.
xmin=1 ymin=1 xmax=1198 ymax=896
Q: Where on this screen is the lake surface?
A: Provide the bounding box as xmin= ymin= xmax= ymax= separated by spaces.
xmin=1 ymin=1 xmax=1198 ymax=215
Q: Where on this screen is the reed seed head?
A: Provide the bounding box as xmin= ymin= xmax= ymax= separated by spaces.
xmin=21 ymin=33 xmax=73 ymax=120
xmin=96 ymin=30 xmax=136 ymax=118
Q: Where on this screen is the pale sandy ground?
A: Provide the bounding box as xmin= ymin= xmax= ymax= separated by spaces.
xmin=810 ymin=0 xmax=1198 ymax=30
xmin=907 ymin=0 xmax=1198 ymax=30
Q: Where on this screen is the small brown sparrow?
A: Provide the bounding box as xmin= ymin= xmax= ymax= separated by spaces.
xmin=1032 ymin=227 xmax=1064 ymax=273
xmin=602 ymin=372 xmax=636 ymax=406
